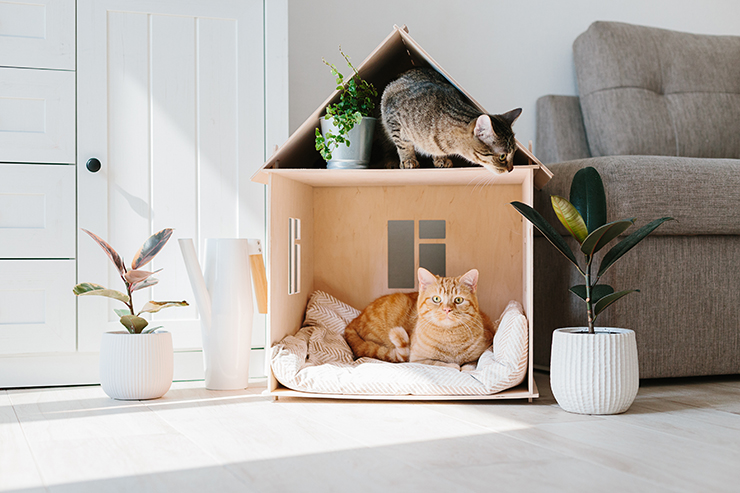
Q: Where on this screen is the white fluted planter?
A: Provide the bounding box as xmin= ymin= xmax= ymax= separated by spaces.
xmin=99 ymin=331 xmax=174 ymax=400
xmin=550 ymin=328 xmax=639 ymax=415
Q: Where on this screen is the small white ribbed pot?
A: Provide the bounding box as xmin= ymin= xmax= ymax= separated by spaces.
xmin=99 ymin=331 xmax=174 ymax=400
xmin=550 ymin=328 xmax=639 ymax=415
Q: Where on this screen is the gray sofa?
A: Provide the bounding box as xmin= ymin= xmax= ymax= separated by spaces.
xmin=534 ymin=21 xmax=740 ymax=379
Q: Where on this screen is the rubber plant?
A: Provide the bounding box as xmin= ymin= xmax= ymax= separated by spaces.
xmin=73 ymin=228 xmax=188 ymax=334
xmin=511 ymin=166 xmax=673 ymax=333
xmin=314 ymin=46 xmax=378 ymax=161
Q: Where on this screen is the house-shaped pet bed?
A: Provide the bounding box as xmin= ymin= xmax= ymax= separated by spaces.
xmin=253 ymin=25 xmax=552 ymax=401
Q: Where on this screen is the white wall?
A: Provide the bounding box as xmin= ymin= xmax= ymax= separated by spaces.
xmin=287 ymin=0 xmax=740 ymax=154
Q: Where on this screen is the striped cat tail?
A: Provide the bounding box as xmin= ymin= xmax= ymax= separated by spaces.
xmin=388 ymin=326 xmax=410 ymax=362
xmin=344 ymin=321 xmax=408 ymax=363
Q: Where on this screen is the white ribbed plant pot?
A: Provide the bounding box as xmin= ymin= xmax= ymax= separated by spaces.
xmin=99 ymin=331 xmax=174 ymax=400
xmin=550 ymin=328 xmax=639 ymax=415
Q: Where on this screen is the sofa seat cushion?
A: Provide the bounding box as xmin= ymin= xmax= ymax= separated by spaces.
xmin=536 ymin=156 xmax=740 ymax=236
xmin=574 ymin=21 xmax=740 ymax=159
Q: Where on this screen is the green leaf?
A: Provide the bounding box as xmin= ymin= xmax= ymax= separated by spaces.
xmin=73 ymin=282 xmax=106 ymax=295
xmin=142 ymin=326 xmax=164 ymax=334
xmin=73 ymin=283 xmax=130 ymax=304
xmin=569 ymin=284 xmax=615 ymax=303
xmin=598 ymin=217 xmax=674 ymax=277
xmin=131 ymin=228 xmax=173 ymax=270
xmin=570 ymin=167 xmax=607 ymax=233
xmin=138 ymin=300 xmax=189 ymax=315
xmin=119 ymin=315 xmax=149 ymax=334
xmin=510 ymin=201 xmax=580 ymax=269
xmin=580 ymin=219 xmax=635 ymax=256
xmin=114 ymin=308 xmax=132 ymax=318
xmin=594 ymin=289 xmax=640 ymax=318
xmin=551 ymin=196 xmax=588 ymax=243
xmin=81 ymin=229 xmax=127 ymax=276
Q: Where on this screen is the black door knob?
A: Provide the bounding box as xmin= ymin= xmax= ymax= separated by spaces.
xmin=86 ymin=158 xmax=102 ymax=173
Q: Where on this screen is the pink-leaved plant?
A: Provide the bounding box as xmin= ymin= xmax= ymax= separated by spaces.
xmin=73 ymin=228 xmax=188 ymax=334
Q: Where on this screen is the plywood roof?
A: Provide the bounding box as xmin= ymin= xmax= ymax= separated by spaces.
xmin=253 ymin=25 xmax=551 ymax=188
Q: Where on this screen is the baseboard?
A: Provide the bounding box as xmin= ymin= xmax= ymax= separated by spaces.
xmin=0 ymin=349 xmax=265 ymax=389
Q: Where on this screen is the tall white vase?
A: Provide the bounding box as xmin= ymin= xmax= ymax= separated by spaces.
xmin=201 ymin=239 xmax=254 ymax=390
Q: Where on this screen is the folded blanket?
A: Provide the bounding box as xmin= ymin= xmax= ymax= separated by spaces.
xmin=271 ymin=291 xmax=528 ymax=396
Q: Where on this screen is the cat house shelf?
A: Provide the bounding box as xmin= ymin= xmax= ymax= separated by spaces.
xmin=253 ymin=25 xmax=547 ymax=402
xmin=252 ymin=24 xmax=552 ymax=190
xmin=261 ymin=165 xmax=540 ymax=188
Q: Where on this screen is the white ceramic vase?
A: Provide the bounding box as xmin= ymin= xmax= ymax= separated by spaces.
xmin=99 ymin=331 xmax=174 ymax=400
xmin=550 ymin=327 xmax=639 ymax=415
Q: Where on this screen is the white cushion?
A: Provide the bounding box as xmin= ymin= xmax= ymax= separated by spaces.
xmin=270 ymin=291 xmax=528 ymax=396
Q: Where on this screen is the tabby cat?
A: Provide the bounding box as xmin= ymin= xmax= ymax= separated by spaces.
xmin=381 ymin=67 xmax=521 ymax=173
xmin=344 ymin=268 xmax=495 ymax=369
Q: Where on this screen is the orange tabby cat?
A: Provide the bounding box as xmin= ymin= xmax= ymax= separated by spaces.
xmin=344 ymin=268 xmax=495 ymax=369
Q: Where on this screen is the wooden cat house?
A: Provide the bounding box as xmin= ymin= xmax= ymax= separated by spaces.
xmin=252 ymin=25 xmax=552 ymax=401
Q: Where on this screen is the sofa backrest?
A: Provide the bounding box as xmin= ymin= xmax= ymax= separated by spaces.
xmin=574 ymin=21 xmax=740 ymax=159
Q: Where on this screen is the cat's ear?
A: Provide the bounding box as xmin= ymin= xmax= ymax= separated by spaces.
xmin=474 ymin=115 xmax=495 ymax=143
xmin=459 ymin=269 xmax=479 ymax=293
xmin=418 ymin=267 xmax=436 ymax=290
xmin=501 ymin=108 xmax=522 ymax=127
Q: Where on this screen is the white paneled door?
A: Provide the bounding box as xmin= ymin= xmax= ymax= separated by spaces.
xmin=77 ymin=1 xmax=267 ymax=367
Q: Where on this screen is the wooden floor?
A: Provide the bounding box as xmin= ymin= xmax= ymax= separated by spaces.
xmin=2 ymin=371 xmax=740 ymax=492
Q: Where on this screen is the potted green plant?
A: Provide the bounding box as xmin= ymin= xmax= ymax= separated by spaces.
xmin=314 ymin=47 xmax=378 ymax=169
xmin=74 ymin=228 xmax=188 ymax=400
xmin=511 ymin=166 xmax=673 ymax=414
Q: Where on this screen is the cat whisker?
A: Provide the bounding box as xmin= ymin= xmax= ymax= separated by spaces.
xmin=468 ymin=173 xmax=490 ymax=194
xmin=467 ymin=170 xmax=501 ymax=195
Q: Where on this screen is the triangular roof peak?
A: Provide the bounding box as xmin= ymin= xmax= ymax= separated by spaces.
xmin=253 ymin=25 xmax=550 ymax=188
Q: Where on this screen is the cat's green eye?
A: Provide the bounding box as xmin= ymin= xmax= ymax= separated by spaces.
xmin=454 ymin=296 xmax=464 ymax=304
xmin=499 ymin=153 xmax=507 ymax=161
xmin=432 ymin=296 xmax=441 ymax=303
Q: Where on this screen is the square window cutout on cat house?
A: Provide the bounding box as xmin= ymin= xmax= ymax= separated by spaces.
xmin=252 ymin=25 xmax=552 ymax=401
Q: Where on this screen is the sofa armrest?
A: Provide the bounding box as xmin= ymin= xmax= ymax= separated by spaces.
xmin=536 ymin=95 xmax=591 ymax=164
xmin=535 ymin=156 xmax=740 ymax=236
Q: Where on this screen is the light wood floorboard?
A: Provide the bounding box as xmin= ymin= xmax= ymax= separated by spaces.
xmin=1 ymin=372 xmax=739 ymax=492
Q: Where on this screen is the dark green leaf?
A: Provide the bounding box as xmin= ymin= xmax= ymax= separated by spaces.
xmin=580 ymin=219 xmax=635 ymax=256
xmin=598 ymin=217 xmax=674 ymax=277
xmin=594 ymin=289 xmax=640 ymax=318
xmin=570 ymin=167 xmax=607 ymax=233
xmin=142 ymin=326 xmax=164 ymax=334
xmin=569 ymin=284 xmax=615 ymax=303
xmin=510 ymin=201 xmax=580 ymax=268
xmin=131 ymin=228 xmax=173 ymax=270
xmin=119 ymin=315 xmax=149 ymax=334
